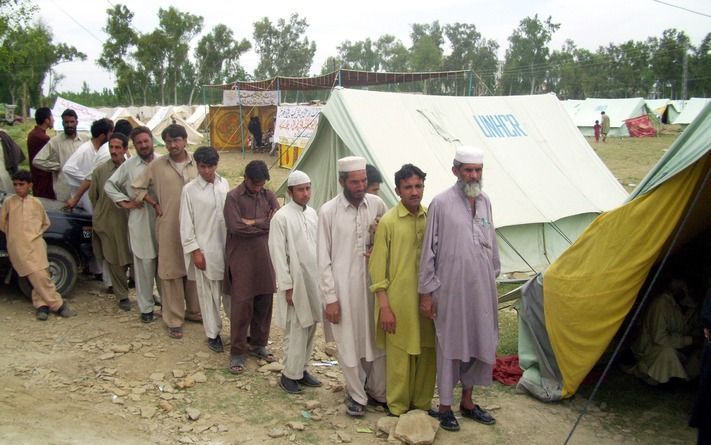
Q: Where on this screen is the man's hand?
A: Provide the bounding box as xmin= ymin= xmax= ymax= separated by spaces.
xmin=65 ymin=197 xmax=79 ymax=209
xmin=379 ymin=305 xmax=397 ymax=334
xmin=152 ymin=203 xmax=163 ymax=217
xmin=241 ymin=218 xmax=256 ymax=225
xmin=325 ymin=301 xmax=341 ymax=324
xmin=119 ymin=200 xmax=143 ymax=210
xmin=419 ymin=293 xmax=436 ymax=320
xmin=191 ymin=250 xmax=206 ymax=271
xmin=285 ymin=288 xmax=294 ymax=306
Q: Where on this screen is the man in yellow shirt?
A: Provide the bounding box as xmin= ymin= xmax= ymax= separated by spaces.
xmin=368 ymin=164 xmax=436 ymax=416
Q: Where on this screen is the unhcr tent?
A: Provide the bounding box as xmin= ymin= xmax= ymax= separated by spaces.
xmin=278 ymin=88 xmax=628 ymax=275
xmin=674 ymin=97 xmax=711 ymax=126
xmin=572 ymin=98 xmax=649 ymax=137
xmin=517 ymin=102 xmax=711 ymax=402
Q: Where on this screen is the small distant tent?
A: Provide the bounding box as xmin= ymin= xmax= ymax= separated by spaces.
xmin=674 ymin=97 xmax=711 ymax=126
xmin=145 ymin=106 xmax=203 ymax=145
xmin=645 ymin=98 xmax=682 ymax=124
xmin=572 ymin=98 xmax=650 ymax=137
xmin=517 ymin=102 xmax=711 ymax=402
xmin=278 ymin=88 xmax=628 ymax=275
xmin=186 ymin=105 xmax=209 ymax=131
xmin=108 ymin=107 xmax=145 ymax=128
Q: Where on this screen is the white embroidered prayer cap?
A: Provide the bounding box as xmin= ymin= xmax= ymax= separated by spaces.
xmin=337 ymin=156 xmax=366 ymax=172
xmin=287 ymin=170 xmax=311 ymax=186
xmin=454 ymin=145 xmax=484 ymax=164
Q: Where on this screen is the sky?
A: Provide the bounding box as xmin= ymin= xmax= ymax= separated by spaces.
xmin=36 ymin=0 xmax=711 ymax=94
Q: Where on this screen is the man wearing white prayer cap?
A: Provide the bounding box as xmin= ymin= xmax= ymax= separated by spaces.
xmin=317 ymin=156 xmax=388 ymax=416
xmin=268 ymin=170 xmax=324 ymax=393
xmin=419 ymin=144 xmax=501 ymax=431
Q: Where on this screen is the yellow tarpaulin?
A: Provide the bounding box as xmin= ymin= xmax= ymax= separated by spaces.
xmin=209 ymin=106 xmax=276 ymax=150
xmin=543 ymin=157 xmax=708 ymax=397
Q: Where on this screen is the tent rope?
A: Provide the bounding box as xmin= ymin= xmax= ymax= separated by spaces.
xmin=496 ymin=230 xmax=538 ymax=274
xmin=563 ymin=162 xmax=711 ymax=445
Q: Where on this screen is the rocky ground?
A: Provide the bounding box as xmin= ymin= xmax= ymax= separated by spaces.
xmin=0 ymin=276 xmax=696 ymax=445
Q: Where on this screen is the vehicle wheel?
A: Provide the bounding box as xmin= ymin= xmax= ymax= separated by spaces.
xmin=17 ymin=245 xmax=78 ymax=298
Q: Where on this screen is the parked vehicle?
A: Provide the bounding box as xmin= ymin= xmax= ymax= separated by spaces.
xmin=0 ymin=191 xmax=93 ymax=297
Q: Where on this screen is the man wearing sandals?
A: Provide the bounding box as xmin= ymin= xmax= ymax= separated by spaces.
xmin=418 ymin=146 xmax=500 ymax=432
xmin=317 ymin=156 xmax=387 ymax=417
xmin=180 ymin=146 xmax=230 ymax=353
xmin=132 ymin=124 xmax=201 ymax=339
xmin=369 ymin=164 xmax=436 ymax=416
xmin=268 ymin=170 xmax=323 ymax=393
xmin=224 ymin=160 xmax=280 ymax=374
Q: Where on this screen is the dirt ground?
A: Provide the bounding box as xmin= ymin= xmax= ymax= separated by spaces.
xmin=0 ymin=134 xmax=698 ymax=444
xmin=0 ymin=275 xmax=696 ymax=445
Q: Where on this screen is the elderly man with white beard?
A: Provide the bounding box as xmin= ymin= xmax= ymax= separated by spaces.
xmin=418 ymin=145 xmax=501 ymax=432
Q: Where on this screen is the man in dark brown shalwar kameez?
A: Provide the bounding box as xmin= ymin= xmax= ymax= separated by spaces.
xmin=224 ymin=160 xmax=280 ymax=374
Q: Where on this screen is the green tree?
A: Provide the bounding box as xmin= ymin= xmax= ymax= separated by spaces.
xmin=156 ymin=7 xmax=203 ymax=104
xmin=442 ymin=23 xmax=499 ymax=94
xmin=190 ymin=24 xmax=251 ymax=102
xmin=253 ymin=13 xmax=316 ymax=78
xmin=98 ymin=4 xmax=139 ymax=105
xmin=375 ymin=35 xmax=409 ymax=72
xmin=0 ymin=22 xmax=85 ymax=114
xmin=335 ymin=38 xmax=379 ymax=71
xmin=648 ymin=29 xmax=691 ymax=99
xmin=689 ymin=32 xmax=711 ymax=96
xmin=409 ymin=21 xmax=444 ymax=72
xmin=134 ymin=30 xmax=171 ymax=105
xmin=500 ymin=14 xmax=560 ymax=95
xmin=598 ymin=40 xmax=654 ymax=97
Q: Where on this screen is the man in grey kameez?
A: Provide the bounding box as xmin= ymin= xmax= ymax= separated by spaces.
xmin=105 ymin=126 xmax=162 ymax=323
xmin=418 ymin=145 xmax=500 ymax=432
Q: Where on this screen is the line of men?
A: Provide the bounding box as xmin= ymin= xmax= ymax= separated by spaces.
xmin=28 ymin=109 xmax=501 ymax=430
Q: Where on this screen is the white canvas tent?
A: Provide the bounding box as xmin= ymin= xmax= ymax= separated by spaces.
xmin=186 ymin=105 xmax=208 ymax=130
xmin=145 ymin=106 xmax=203 ymax=145
xmin=674 ymin=97 xmax=711 ymax=126
xmin=279 ymin=88 xmax=628 ymax=274
xmin=571 ymin=97 xmax=648 ymax=137
xmin=645 ymin=98 xmax=682 ymax=124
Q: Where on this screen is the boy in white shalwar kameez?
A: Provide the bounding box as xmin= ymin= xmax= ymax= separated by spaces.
xmin=179 ymin=146 xmax=229 ymax=353
xmin=268 ymin=170 xmax=323 ymax=394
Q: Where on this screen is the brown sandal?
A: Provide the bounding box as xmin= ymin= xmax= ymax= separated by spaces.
xmin=168 ymin=327 xmax=183 ymax=339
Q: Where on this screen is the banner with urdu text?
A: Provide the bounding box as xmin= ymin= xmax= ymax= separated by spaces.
xmin=274 ymin=105 xmax=322 ymax=148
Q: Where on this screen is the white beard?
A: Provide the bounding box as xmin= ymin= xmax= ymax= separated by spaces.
xmin=459 ymin=179 xmax=482 ymax=198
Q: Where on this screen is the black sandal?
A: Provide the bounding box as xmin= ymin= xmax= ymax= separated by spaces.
xmin=459 ymin=404 xmax=496 ymax=425
xmin=439 ymin=409 xmax=460 ymax=432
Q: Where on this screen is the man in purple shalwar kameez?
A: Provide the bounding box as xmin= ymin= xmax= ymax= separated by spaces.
xmin=418 ymin=145 xmax=500 ymax=432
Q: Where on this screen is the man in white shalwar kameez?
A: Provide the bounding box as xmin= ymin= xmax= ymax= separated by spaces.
xmin=64 ymin=118 xmax=114 ymax=213
xmin=317 ymin=156 xmax=387 ymax=417
xmin=180 ymin=146 xmax=229 ymax=353
xmin=269 ymin=170 xmax=323 ymax=394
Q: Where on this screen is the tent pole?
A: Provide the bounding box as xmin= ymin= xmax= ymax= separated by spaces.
xmin=563 ymin=161 xmax=711 ymax=444
xmin=237 ymin=85 xmax=245 ymax=159
xmin=468 ymin=69 xmax=474 ymax=96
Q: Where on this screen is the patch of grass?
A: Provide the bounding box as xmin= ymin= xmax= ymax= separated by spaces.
xmin=587 ymin=134 xmax=678 ymax=192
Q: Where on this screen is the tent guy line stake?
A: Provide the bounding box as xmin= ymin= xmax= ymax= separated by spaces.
xmin=563 ymin=162 xmax=711 ymax=445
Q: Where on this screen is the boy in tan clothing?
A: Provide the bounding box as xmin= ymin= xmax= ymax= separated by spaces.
xmin=0 ymin=170 xmax=73 ymax=320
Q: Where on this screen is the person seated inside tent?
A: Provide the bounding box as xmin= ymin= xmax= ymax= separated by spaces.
xmin=629 ymin=279 xmax=703 ymax=385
